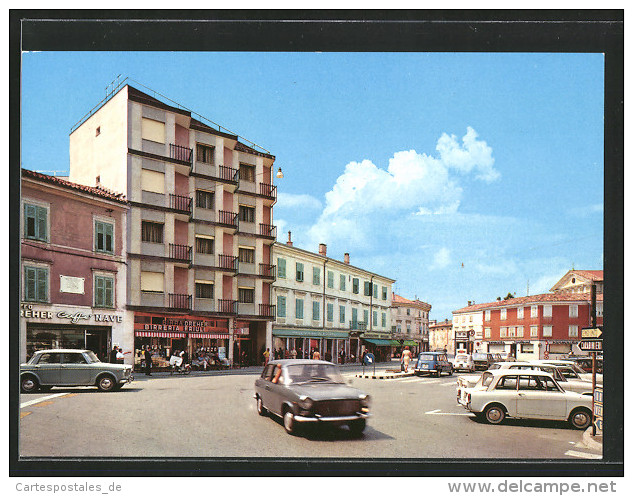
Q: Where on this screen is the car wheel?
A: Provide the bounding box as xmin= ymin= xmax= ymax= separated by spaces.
xmin=484 ymin=404 xmax=506 ymax=424
xmin=283 ymin=408 xmax=297 ymax=435
xmin=256 ymin=395 xmax=267 ymax=416
xmin=569 ymin=408 xmax=592 ymax=430
xmin=436 ymin=370 xmax=441 ymax=378
xmin=96 ymin=374 xmax=116 ymax=392
xmin=348 ymin=418 xmax=366 ymax=436
xmin=20 ymin=375 xmax=39 ymax=393
xmin=448 ymin=367 xmax=453 ymax=376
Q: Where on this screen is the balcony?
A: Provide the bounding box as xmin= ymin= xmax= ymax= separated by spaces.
xmin=169 ymin=243 xmax=192 ymax=264
xmin=218 ymin=165 xmax=239 ymax=183
xmin=350 ymin=321 xmax=367 ymax=331
xmin=259 ymin=183 xmax=277 ymax=202
xmin=170 ymin=143 xmax=193 ymax=165
xmin=169 ymin=293 xmax=192 ymax=311
xmin=218 ymin=254 xmax=239 ymax=272
xmin=218 ymin=299 xmax=238 ymax=314
xmin=259 ymin=263 xmax=276 ymax=280
xmin=169 ymin=194 xmax=192 ymax=216
xmin=218 ymin=210 xmax=238 ymax=229
xmin=259 ymin=304 xmax=276 ymax=319
xmin=258 ymin=223 xmax=277 ymax=239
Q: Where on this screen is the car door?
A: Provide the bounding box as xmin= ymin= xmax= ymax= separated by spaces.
xmin=268 ymin=365 xmax=287 ymax=415
xmin=491 ymin=375 xmax=519 ymax=416
xmin=516 ymin=375 xmax=567 ymax=419
xmin=33 ymin=352 xmax=62 ymax=385
xmin=60 ymin=352 xmax=93 ymax=385
xmin=258 ymin=364 xmax=276 ymax=412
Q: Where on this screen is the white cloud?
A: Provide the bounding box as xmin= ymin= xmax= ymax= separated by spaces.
xmin=436 ymin=126 xmax=499 ymax=182
xmin=430 ymin=247 xmax=452 ymax=270
xmin=276 ymin=193 xmax=322 ymax=210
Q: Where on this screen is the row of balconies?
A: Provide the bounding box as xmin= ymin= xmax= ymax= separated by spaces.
xmin=160 ymin=292 xmax=275 ymax=317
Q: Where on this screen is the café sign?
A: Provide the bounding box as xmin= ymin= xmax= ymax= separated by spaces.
xmin=20 ymin=303 xmax=122 ymax=324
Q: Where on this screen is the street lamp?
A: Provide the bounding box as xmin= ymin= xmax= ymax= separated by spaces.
xmin=276 ymin=167 xmax=284 ymax=179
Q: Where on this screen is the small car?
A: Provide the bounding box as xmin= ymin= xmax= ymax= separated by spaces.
xmin=254 ymin=359 xmax=371 ymax=436
xmin=413 ymin=352 xmax=453 ymax=377
xmin=20 ymin=349 xmax=134 ymax=393
xmin=472 ymin=352 xmax=496 ymax=371
xmin=534 ymin=360 xmax=603 ymax=384
xmin=457 ymin=369 xmax=593 ymax=429
xmin=498 ymin=352 xmax=516 ymax=362
xmin=453 ymin=353 xmax=475 ymax=372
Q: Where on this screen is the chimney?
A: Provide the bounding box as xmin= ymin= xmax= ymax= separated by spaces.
xmin=344 ymin=253 xmax=350 ymax=264
xmin=95 ymin=175 xmax=101 ymax=186
xmin=318 ymin=243 xmax=327 ymax=256
xmin=468 ymin=301 xmax=472 ymax=306
xmin=286 ymin=231 xmax=293 ymax=247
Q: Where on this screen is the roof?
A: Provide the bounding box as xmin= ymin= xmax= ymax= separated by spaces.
xmin=392 ymin=294 xmax=431 ymax=309
xmin=22 ymin=169 xmax=127 ymax=204
xmin=453 ymin=291 xmax=603 ymax=314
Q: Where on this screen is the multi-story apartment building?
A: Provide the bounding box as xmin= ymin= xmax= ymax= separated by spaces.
xmin=550 ymin=269 xmax=603 ymax=295
xmin=451 ymin=301 xmax=484 ymax=353
xmin=68 ymin=83 xmax=278 ymax=367
xmin=20 ymin=169 xmax=129 ymax=363
xmin=453 ymin=292 xmax=603 ymax=360
xmin=428 ymin=319 xmax=454 ymax=354
xmin=390 ymin=294 xmax=432 ymax=353
xmin=272 ymin=236 xmax=395 ymax=362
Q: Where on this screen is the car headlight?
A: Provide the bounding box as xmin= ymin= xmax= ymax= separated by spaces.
xmin=359 ymin=394 xmax=371 ymax=408
xmin=298 ymin=395 xmax=313 ymax=410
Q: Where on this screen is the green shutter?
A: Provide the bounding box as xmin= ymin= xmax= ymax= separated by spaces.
xmin=105 ymin=223 xmax=114 ymax=253
xmin=277 ymin=258 xmax=286 ymax=278
xmin=95 ymin=276 xmax=105 ymax=307
xmin=24 ymin=266 xmax=36 ymax=301
xmin=312 ymin=301 xmax=320 ymax=320
xmin=277 ymin=296 xmax=286 ymax=317
xmin=340 ymin=274 xmax=346 ymax=291
xmin=296 ymin=298 xmax=303 ymax=319
xmin=339 ymin=306 xmax=345 ymax=323
xmin=327 ymin=303 xmax=333 ymax=321
xmin=104 ymin=277 xmax=114 ymax=307
xmin=36 ymin=206 xmax=47 ymax=241
xmin=313 ymin=267 xmax=320 ymax=285
xmin=36 ymin=267 xmax=48 ymax=302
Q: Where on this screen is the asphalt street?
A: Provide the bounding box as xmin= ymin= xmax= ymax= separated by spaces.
xmin=19 ymin=365 xmax=601 ymax=459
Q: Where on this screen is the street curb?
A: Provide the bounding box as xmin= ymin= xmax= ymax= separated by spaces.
xmin=582 ymin=427 xmax=603 ymax=451
xmin=355 ymin=372 xmax=416 ymax=380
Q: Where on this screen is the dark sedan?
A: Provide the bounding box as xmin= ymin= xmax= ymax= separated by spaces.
xmin=254 ymin=359 xmax=371 ymax=436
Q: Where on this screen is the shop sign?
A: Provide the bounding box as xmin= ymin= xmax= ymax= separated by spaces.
xmin=20 ymin=303 xmax=122 ymax=324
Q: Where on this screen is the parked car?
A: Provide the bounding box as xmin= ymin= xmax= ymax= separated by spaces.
xmin=254 ymin=359 xmax=371 ymax=436
xmin=457 ymin=369 xmax=593 ymax=429
xmin=453 ymin=353 xmax=475 ymax=372
xmin=534 ymin=360 xmax=603 ymax=385
xmin=498 ymin=352 xmax=516 ymax=362
xmin=472 ymin=352 xmax=496 ymax=371
xmin=564 ymin=356 xmax=603 ymax=374
xmin=20 ymin=349 xmax=134 ymax=393
xmin=413 ymin=352 xmax=453 ymax=377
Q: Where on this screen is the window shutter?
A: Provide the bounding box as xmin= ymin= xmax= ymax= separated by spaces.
xmin=37 ymin=206 xmax=47 ymax=240
xmin=277 ymin=296 xmax=286 ymax=317
xmin=105 ymin=277 xmax=113 ymax=307
xmin=36 ymin=267 xmax=47 ymax=302
xmin=105 ymin=223 xmax=113 ymax=252
xmin=24 ymin=204 xmax=35 ymax=237
xmin=25 ymin=266 xmax=36 ymax=300
xmin=95 ymin=276 xmax=105 ymax=306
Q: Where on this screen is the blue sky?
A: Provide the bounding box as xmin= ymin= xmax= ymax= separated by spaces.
xmin=21 ymin=51 xmax=604 ymax=319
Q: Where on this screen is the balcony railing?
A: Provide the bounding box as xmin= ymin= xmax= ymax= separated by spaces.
xmin=259 ymin=304 xmax=276 ymax=318
xmin=218 ymin=210 xmax=238 ymax=228
xmin=169 ymin=293 xmax=192 ymax=310
xmin=218 ymin=254 xmax=239 ymax=271
xmin=259 ymin=223 xmax=277 ymax=238
xmin=218 ymin=165 xmax=239 ymax=183
xmin=259 ymin=263 xmax=276 ymax=279
xmin=170 ymin=194 xmax=192 ymax=215
xmin=218 ymin=299 xmax=238 ymax=314
xmin=169 ymin=243 xmax=192 ymax=263
xmin=170 ymin=143 xmax=193 ymax=164
xmin=259 ymin=182 xmax=277 ymax=200
xmin=350 ymin=321 xmax=367 ymax=331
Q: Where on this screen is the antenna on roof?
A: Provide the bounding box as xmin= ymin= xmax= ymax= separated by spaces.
xmin=106 ymin=74 xmax=122 ymax=98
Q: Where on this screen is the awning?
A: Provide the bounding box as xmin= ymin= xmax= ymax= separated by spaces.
xmin=272 ymin=328 xmax=349 ymax=339
xmin=363 ymin=338 xmax=393 ymax=347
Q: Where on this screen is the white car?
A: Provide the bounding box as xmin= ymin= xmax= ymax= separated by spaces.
xmin=535 ymin=360 xmax=603 ymax=385
xmin=453 ymin=353 xmax=475 ymax=372
xmin=457 ymin=369 xmax=593 ymax=429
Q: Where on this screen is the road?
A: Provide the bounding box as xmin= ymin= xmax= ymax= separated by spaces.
xmin=19 ymin=365 xmax=599 ymax=459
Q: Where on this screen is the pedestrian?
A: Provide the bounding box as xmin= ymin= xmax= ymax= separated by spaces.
xmin=110 ymin=345 xmax=118 ymax=364
xmin=312 ymin=350 xmax=321 ymax=360
xmin=144 ymin=345 xmax=153 ymax=376
xmin=401 ymin=345 xmax=412 ymax=373
xmin=290 ymin=348 xmax=297 ymax=359
xmin=263 ymin=347 xmax=270 ymax=365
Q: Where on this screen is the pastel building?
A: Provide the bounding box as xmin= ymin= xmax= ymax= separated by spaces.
xmin=451 ymin=301 xmax=485 ymax=353
xmin=429 ymin=319 xmax=454 ymax=354
xmin=68 ymin=84 xmax=278 ymax=367
xmin=390 ymin=294 xmax=432 ymax=353
xmin=272 ymin=237 xmax=395 ymax=362
xmin=20 ymin=169 xmax=129 ymax=363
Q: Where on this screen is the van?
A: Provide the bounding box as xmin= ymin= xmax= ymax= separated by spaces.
xmin=413 ymin=352 xmax=453 ymax=377
xmin=472 ymin=352 xmax=496 ymax=371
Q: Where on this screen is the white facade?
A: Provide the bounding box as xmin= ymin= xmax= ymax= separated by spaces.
xmin=452 ymin=307 xmax=484 ymax=353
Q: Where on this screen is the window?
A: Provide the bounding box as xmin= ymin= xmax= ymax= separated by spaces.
xmin=238 ymin=247 xmax=255 ymax=263
xmin=277 ymin=258 xmax=286 ymax=278
xmin=196 ymin=190 xmax=214 ymax=209
xmin=569 ymin=305 xmax=578 ymax=318
xmin=542 ymin=325 xmax=553 ymax=337
xmin=373 ymin=283 xmax=378 ymax=298
xmin=95 ymin=126 xmax=101 ymax=137
xmin=363 ymin=309 xmax=369 ymax=324
xmin=295 ymin=298 xmax=304 ymax=319
xmin=351 ymin=307 xmax=358 ymax=325
xmin=312 ymin=301 xmax=320 ymax=320
xmin=94 ymin=275 xmax=114 ymax=308
xmin=352 ymin=278 xmax=359 ymax=294
xmin=195 ymin=236 xmax=214 ymax=254
xmin=141 ymin=221 xmax=164 ymax=243
xmin=381 ymin=312 xmax=386 ymax=327
xmin=239 ymin=163 xmax=255 ymax=182
xmin=141 ymin=169 xmax=165 ymax=194
xmin=195 ymin=282 xmax=214 ymax=299
xmin=327 ymin=271 xmax=334 ymax=289
xmin=406 ymin=324 xmax=411 ymax=334
xmin=296 ymin=263 xmax=304 ymax=282
xmin=327 ymin=303 xmax=334 ymax=322
xmin=63 ymin=353 xmax=88 ymax=365
xmin=24 ymin=266 xmax=48 ymax=302
xmin=140 ymin=271 xmax=164 ymax=293
xmin=24 ymin=203 xmax=48 ymax=241
xmin=406 ymin=308 xmax=411 ymax=316
xmin=517 ymin=307 xmax=524 ymax=319
xmin=196 ymin=143 xmax=214 ymax=164
xmin=141 ymin=118 xmax=165 ymax=143
xmin=363 ymin=281 xmax=371 ymax=296
xmin=568 ymin=325 xmax=579 ymax=337
xmin=484 ymin=327 xmax=491 ymax=338
xmin=38 ymin=353 xmax=61 ymax=364
xmin=339 ymin=306 xmax=346 ymax=324
xmin=516 ymin=326 xmax=524 ymax=337
xmin=508 ymin=327 xmax=515 ymax=337
xmin=313 ymin=267 xmax=320 ymax=285
xmin=485 ymin=310 xmax=491 ymax=321
xmin=373 ymin=311 xmax=378 ymax=327
xmin=238 ymin=205 xmax=255 ymax=223
xmin=531 ymin=305 xmax=538 ymax=318
xmin=543 ymin=305 xmax=552 ymax=318
xmin=277 ymin=296 xmax=286 ymax=317
xmin=500 ymin=327 xmax=507 ymax=338
xmin=94 ymin=220 xmax=114 ymax=254
xmin=530 ymin=325 xmax=538 ymax=337
xmin=495 ymin=375 xmax=518 ymax=391
xmin=238 ymin=287 xmax=254 ymax=303
xmin=382 ymin=286 xmax=387 ymax=300
xmin=340 ymin=274 xmax=346 ymax=291
xmin=500 ymin=308 xmax=507 ymax=320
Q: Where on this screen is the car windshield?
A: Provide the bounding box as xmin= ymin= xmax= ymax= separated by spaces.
xmin=285 ymin=363 xmax=345 ymax=384
xmin=479 ymin=372 xmax=495 ymax=388
xmin=472 ymin=353 xmax=488 ymax=360
xmin=488 ymin=363 xmax=502 ymax=370
xmin=84 ymin=351 xmax=101 ymax=363
xmin=417 ymin=354 xmax=436 ymax=361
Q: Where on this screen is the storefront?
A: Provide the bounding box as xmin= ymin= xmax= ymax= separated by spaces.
xmin=20 ymin=303 xmax=126 ymax=363
xmin=272 ymin=328 xmax=350 ymax=363
xmin=362 ymin=338 xmax=392 ymax=362
xmin=455 ymin=330 xmax=473 ymax=353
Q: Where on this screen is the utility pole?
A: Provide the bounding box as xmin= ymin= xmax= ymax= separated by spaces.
xmin=591 ymin=282 xmax=597 ymax=436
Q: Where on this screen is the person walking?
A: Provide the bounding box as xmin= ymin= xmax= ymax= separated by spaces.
xmin=110 ymin=345 xmax=119 ymax=364
xmin=263 ymin=348 xmax=270 ymax=365
xmin=144 ymin=346 xmax=153 ymax=376
xmin=290 ymin=348 xmax=297 ymax=359
xmin=312 ymin=350 xmax=321 ymax=360
xmin=401 ymin=346 xmax=412 ymax=373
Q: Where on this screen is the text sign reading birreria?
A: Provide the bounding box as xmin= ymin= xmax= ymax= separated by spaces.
xmin=581 ymin=327 xmax=602 ymax=339
xmin=579 ymin=339 xmax=603 ymax=352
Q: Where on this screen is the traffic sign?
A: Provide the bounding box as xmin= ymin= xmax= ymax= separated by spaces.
xmin=594 ymin=418 xmax=603 ymax=431
xmin=363 ymin=353 xmax=375 ymax=366
xmin=582 ymin=327 xmax=602 ymax=339
xmin=579 ymin=340 xmax=603 ymax=352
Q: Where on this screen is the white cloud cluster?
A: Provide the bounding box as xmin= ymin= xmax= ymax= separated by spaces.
xmin=276 ymin=192 xmax=322 ymax=210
